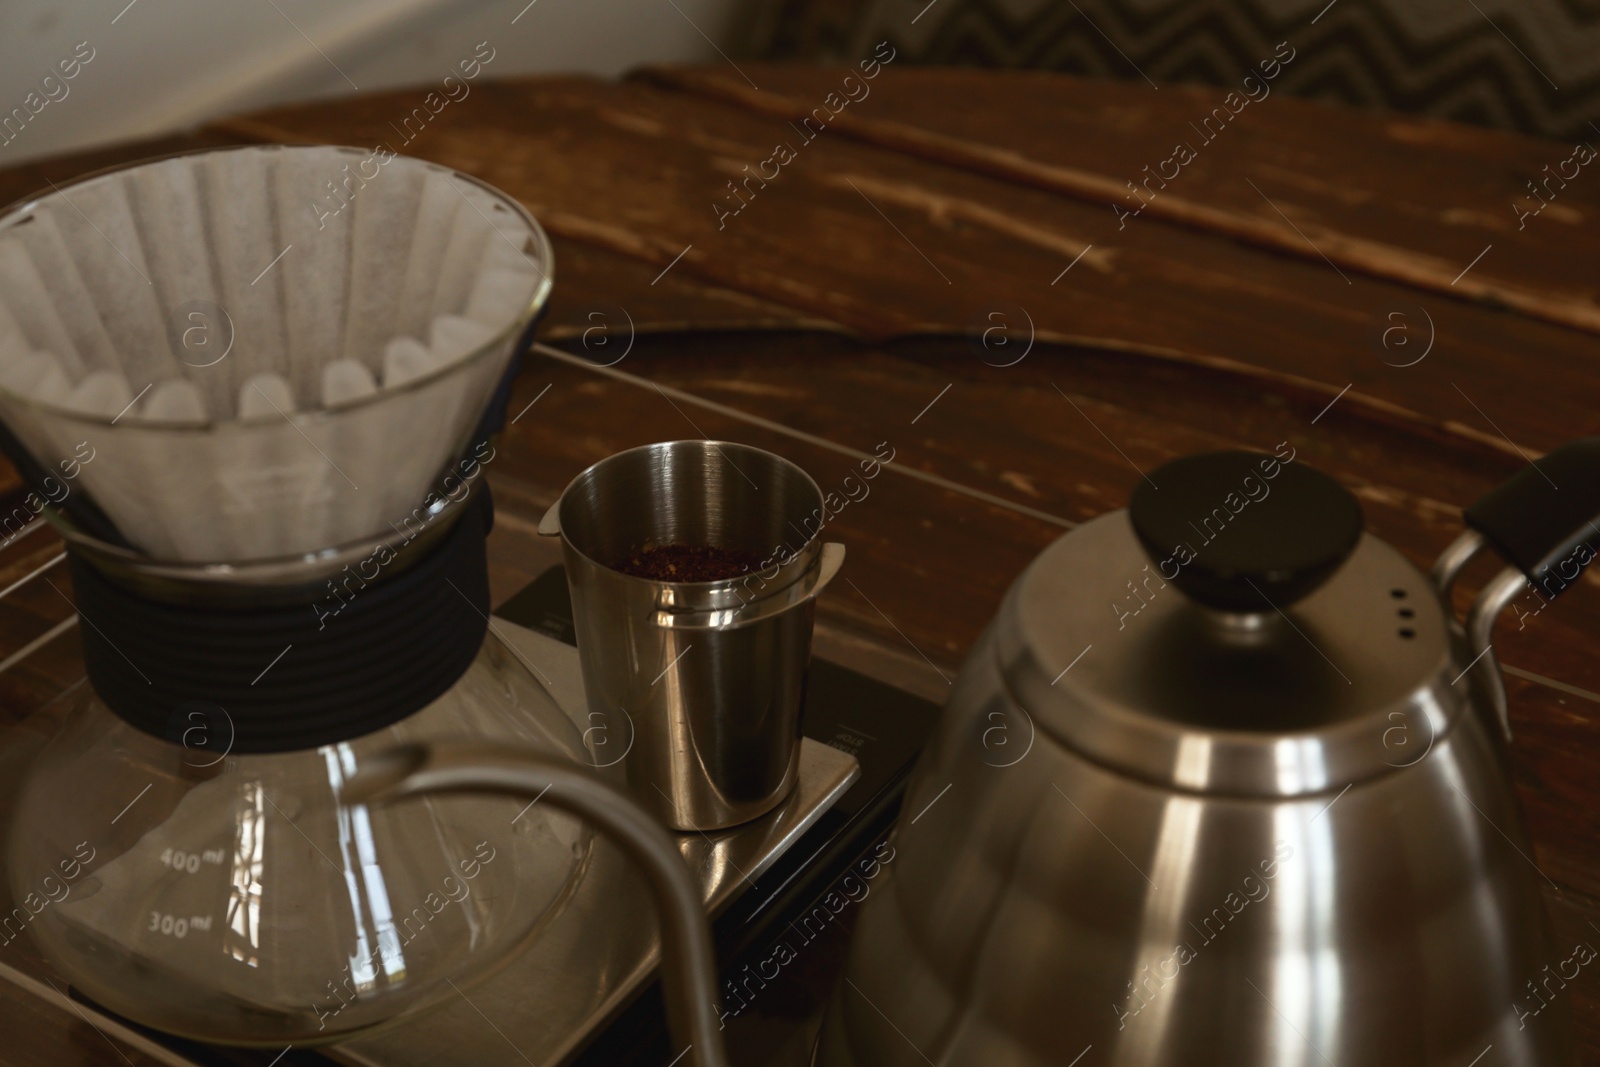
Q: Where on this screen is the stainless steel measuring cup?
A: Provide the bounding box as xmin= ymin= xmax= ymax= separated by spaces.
xmin=539 ymin=441 xmax=845 ymax=830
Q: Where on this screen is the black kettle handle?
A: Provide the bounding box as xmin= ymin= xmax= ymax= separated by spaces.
xmin=1464 ymin=437 xmax=1600 ymax=599
xmin=1436 ymin=438 xmax=1600 ymax=743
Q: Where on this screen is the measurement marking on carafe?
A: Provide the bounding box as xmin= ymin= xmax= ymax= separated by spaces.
xmin=1051 ymin=643 xmax=1093 ymax=684
xmin=1052 ymin=782 xmax=1159 ymax=890
xmin=147 ymin=912 xmax=213 ymax=938
xmin=909 ymin=782 xmax=953 ymax=825
xmin=160 ymin=847 xmax=225 ymax=872
xmin=1464 ymin=1046 xmax=1493 ymax=1067
xmin=43 ymin=977 xmax=136 ymax=1066
xmin=1449 ymin=783 xmax=1561 ymax=892
xmin=1065 ymin=1045 xmax=1093 ymax=1067
xmin=111 ymin=783 xmax=152 ymax=824
xmin=1310 ymin=383 xmax=1351 ymax=425
xmin=911 ymin=383 xmax=951 ymax=424
xmin=510 ymin=783 xmax=553 ymax=824
xmin=1451 ymin=643 xmax=1495 ymax=686
xmin=651 ymin=644 xmax=694 ymax=685
xmin=445 ymin=977 xmax=537 ymax=1065
xmin=1244 ymin=978 xmax=1335 ymax=1067
xmin=252 ymin=643 xmax=293 ymax=685
xmin=1309 ymin=783 xmax=1352 ymax=823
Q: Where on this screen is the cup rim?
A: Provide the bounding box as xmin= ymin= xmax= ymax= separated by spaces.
xmin=554 ymin=439 xmax=827 ymax=592
xmin=0 ymin=143 xmax=554 ymax=431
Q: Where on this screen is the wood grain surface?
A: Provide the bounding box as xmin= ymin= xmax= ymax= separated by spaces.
xmin=0 ymin=63 xmax=1596 ymax=1062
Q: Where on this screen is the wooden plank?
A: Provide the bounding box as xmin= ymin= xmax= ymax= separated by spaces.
xmin=640 ymin=64 xmax=1600 ymax=335
xmin=205 ymin=76 xmax=1600 ymax=457
xmin=538 ymin=333 xmax=1600 ymax=700
xmin=1546 ymin=886 xmax=1600 ymax=1061
xmin=541 ymin=235 xmax=830 ymax=341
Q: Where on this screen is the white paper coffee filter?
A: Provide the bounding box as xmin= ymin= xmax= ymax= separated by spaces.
xmin=0 ymin=145 xmax=549 ymax=562
xmin=204 ymin=151 xmax=291 ymax=387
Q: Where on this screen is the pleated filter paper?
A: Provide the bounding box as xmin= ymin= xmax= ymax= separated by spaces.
xmin=0 ymin=145 xmax=548 ymax=561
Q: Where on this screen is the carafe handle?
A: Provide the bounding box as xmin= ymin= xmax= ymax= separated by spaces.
xmin=1432 ymin=438 xmax=1600 ymax=741
xmin=346 ymin=742 xmax=729 ymax=1067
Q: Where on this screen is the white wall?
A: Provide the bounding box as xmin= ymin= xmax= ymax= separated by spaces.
xmin=0 ymin=0 xmax=740 ymax=164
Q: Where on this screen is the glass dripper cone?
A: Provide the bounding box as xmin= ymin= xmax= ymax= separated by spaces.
xmin=0 ymin=143 xmax=575 ymax=1045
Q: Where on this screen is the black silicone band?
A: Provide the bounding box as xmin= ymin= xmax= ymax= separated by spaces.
xmin=69 ymin=489 xmax=494 ymax=754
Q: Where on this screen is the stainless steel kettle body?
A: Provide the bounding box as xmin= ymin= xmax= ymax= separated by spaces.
xmin=817 ymin=443 xmax=1598 ymax=1067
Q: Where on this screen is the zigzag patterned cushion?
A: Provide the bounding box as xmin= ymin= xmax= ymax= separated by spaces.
xmin=735 ymin=0 xmax=1600 ymax=139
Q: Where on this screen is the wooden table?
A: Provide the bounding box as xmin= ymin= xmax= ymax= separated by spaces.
xmin=0 ymin=63 xmax=1597 ymax=1064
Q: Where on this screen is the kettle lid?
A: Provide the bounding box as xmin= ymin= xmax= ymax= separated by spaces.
xmin=997 ymin=446 xmax=1462 ymax=797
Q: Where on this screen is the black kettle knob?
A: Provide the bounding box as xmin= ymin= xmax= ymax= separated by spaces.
xmin=1128 ymin=450 xmax=1364 ymax=613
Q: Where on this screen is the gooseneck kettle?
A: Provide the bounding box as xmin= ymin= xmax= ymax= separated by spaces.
xmin=811 ymin=441 xmax=1592 ymax=1066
